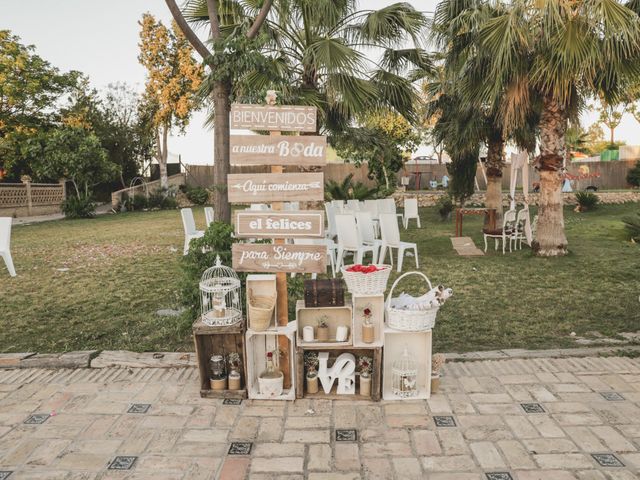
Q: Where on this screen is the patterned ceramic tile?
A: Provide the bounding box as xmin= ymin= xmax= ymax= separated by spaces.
xmin=24 ymin=414 xmax=50 ymax=424
xmin=228 ymin=442 xmax=252 ymax=455
xmin=592 ymin=453 xmax=624 ymax=467
xmin=223 ymin=398 xmax=243 ymax=406
xmin=108 ymin=456 xmax=137 ymax=470
xmin=433 ymin=416 xmax=457 ymax=427
xmin=127 ymin=404 xmax=151 ymax=414
xmin=0 ymin=472 xmax=13 ymax=480
xmin=336 ymin=429 xmax=358 ymax=442
xmin=485 ymin=473 xmax=513 ymax=480
xmin=521 ymin=403 xmax=545 ymax=414
xmin=600 ymin=392 xmax=625 ymax=401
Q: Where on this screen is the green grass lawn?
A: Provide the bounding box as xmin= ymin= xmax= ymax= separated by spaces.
xmin=1 ymin=204 xmax=639 ymax=354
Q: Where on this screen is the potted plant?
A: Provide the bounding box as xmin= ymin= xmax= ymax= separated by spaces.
xmin=304 ymin=351 xmax=320 ymax=394
xmin=431 ymin=353 xmax=446 ymax=393
xmin=361 ymin=304 xmax=374 ymax=344
xmin=357 ymin=355 xmax=373 ymax=397
xmin=227 ymin=352 xmax=242 ymax=390
xmin=316 ymin=315 xmax=330 ymax=342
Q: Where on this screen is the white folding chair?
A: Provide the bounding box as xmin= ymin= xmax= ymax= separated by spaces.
xmin=0 ymin=217 xmax=17 ymax=277
xmin=325 ymin=203 xmax=337 ymax=239
xmin=403 ymin=198 xmax=421 ymax=229
xmin=181 ymin=208 xmax=205 ymax=255
xmin=346 ymin=199 xmax=360 ymax=212
xmin=379 ymin=213 xmax=419 ymax=272
xmin=355 ymin=211 xmax=381 ymax=264
xmin=335 ymin=214 xmax=376 ymax=270
xmin=483 ymin=209 xmax=517 ymax=254
xmin=204 ymin=207 xmax=214 ymax=227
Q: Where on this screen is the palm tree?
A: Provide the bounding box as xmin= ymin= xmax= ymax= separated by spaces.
xmin=473 ymin=0 xmax=640 ymax=256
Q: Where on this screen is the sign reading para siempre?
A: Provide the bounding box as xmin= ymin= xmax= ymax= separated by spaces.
xmin=235 ymin=211 xmax=324 ymax=239
xmin=230 ymin=104 xmax=317 ymax=132
xmin=230 ymin=135 xmax=326 ymax=166
xmin=232 ymin=244 xmax=327 ymax=273
xmin=227 ymin=173 xmax=324 ymax=203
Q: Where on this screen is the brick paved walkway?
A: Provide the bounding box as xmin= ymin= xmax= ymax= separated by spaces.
xmin=1 ymin=356 xmax=639 ymax=479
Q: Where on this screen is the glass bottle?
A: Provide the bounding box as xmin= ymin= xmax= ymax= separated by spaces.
xmin=259 ymin=352 xmax=281 ymax=379
xmin=209 ymin=354 xmax=227 ymax=390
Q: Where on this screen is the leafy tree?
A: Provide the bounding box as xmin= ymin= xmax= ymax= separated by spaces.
xmin=594 ymin=97 xmax=631 ymax=147
xmin=138 ymin=14 xmax=203 ymax=189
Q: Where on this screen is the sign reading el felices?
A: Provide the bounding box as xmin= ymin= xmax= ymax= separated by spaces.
xmin=230 ymin=135 xmax=326 ymax=166
xmin=232 ymin=244 xmax=327 ymax=273
xmin=230 ymin=104 xmax=317 ymax=132
xmin=235 ymin=211 xmax=324 ymax=239
xmin=227 ymin=173 xmax=324 ymax=203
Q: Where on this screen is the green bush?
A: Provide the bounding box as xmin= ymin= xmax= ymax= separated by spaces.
xmin=437 ymin=195 xmax=454 ymax=221
xmin=185 ymin=186 xmax=209 ymax=205
xmin=575 ymin=191 xmax=599 ymax=211
xmin=131 ymin=194 xmax=149 ymax=210
xmin=61 ymin=194 xmax=96 ymax=219
xmin=627 ymin=161 xmax=640 ymax=188
xmin=622 ymin=212 xmax=640 ymax=241
xmin=325 ymin=173 xmax=378 ymax=200
xmin=147 ymin=188 xmax=178 ymax=210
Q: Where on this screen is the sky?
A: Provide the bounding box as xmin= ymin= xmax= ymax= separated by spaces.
xmin=2 ymin=0 xmax=638 ymax=165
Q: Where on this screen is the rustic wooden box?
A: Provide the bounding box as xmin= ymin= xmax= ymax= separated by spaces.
xmin=382 ymin=327 xmax=432 ymax=400
xmin=295 ymin=300 xmax=352 ymax=347
xmin=304 ymin=279 xmax=345 ymax=307
xmin=295 ymin=345 xmax=382 ymax=401
xmin=351 ymin=294 xmax=384 ymax=347
xmin=246 ymin=274 xmax=277 ymax=331
xmin=245 ymin=322 xmax=297 ymax=401
xmin=193 ymin=318 xmax=247 ymax=399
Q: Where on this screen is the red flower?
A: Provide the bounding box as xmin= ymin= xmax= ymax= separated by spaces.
xmin=363 ymin=308 xmax=371 ymax=316
xmin=266 ymin=352 xmax=273 ymax=358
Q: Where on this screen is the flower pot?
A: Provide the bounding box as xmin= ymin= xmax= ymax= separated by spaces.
xmin=430 ymin=373 xmax=441 ymax=394
xmin=316 ymin=326 xmax=329 ymax=342
xmin=210 ymin=376 xmax=227 ymax=391
xmin=258 ymin=371 xmax=284 ymax=397
xmin=307 ymin=374 xmax=319 ymax=394
xmin=362 ymin=323 xmax=375 ymax=344
xmin=228 ymin=372 xmax=242 ymax=390
xmin=360 ymin=374 xmax=372 ymax=397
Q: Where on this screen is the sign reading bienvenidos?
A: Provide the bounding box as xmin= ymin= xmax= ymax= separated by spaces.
xmin=230 ymin=104 xmax=317 ymax=132
xmin=235 ymin=211 xmax=324 ymax=239
xmin=232 ymin=244 xmax=327 ymax=273
xmin=230 ymin=135 xmax=326 ymax=166
xmin=227 ymin=172 xmax=324 ymax=204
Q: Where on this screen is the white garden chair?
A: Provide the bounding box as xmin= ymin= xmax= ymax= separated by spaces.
xmin=181 ymin=208 xmax=205 ymax=255
xmin=346 ymin=199 xmax=360 ymax=212
xmin=403 ymin=198 xmax=421 ymax=229
xmin=292 ymin=237 xmax=337 ymax=279
xmin=331 ymin=200 xmax=345 ymax=213
xmin=335 ymin=214 xmax=376 ymax=270
xmin=363 ymin=199 xmax=379 ymax=220
xmin=355 ymin=211 xmax=382 ymax=264
xmin=204 ymin=207 xmax=214 ymax=227
xmin=512 ymin=207 xmax=530 ymax=250
xmin=249 ymin=203 xmax=270 ymax=211
xmin=379 ymin=213 xmax=419 ymax=273
xmin=483 ymin=209 xmax=517 ymax=254
xmin=324 ymin=203 xmax=337 ymax=239
xmin=0 ymin=217 xmax=16 ymax=277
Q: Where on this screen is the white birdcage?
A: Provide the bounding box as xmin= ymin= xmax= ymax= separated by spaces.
xmin=199 ymin=255 xmax=242 ymax=326
xmin=392 ymin=345 xmax=418 ymax=398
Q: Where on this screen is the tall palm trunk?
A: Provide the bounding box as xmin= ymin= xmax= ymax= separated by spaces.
xmin=533 ymin=95 xmax=568 ymax=256
xmin=213 ymin=80 xmax=231 ymax=223
xmin=485 ymin=133 xmax=504 ymax=226
xmin=156 ymin=125 xmax=170 ymax=190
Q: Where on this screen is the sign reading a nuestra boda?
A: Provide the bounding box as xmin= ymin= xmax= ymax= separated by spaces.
xmin=230 ymin=135 xmax=326 ymax=166
xmin=231 ymin=104 xmax=317 ymax=132
xmin=235 ymin=211 xmax=324 ymax=239
xmin=232 ymin=244 xmax=327 ymax=273
xmin=227 ymin=173 xmax=324 ymax=203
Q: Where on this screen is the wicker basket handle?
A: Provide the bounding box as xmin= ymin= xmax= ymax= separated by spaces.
xmin=385 ymin=271 xmax=434 ymax=307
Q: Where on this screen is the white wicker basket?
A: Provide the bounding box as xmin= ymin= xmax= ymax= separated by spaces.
xmin=341 ymin=264 xmax=392 ymax=295
xmin=386 ymin=271 xmax=438 ymax=331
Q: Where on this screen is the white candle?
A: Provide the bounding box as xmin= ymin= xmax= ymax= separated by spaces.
xmin=303 ymin=326 xmax=315 ymax=342
xmin=336 ymin=326 xmax=349 ymax=342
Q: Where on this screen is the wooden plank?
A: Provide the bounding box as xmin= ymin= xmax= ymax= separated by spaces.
xmin=227 ymin=173 xmax=324 ymax=203
xmin=192 ymin=318 xmax=244 ymax=335
xmin=235 ymin=211 xmax=324 ymax=239
xmin=232 ymin=244 xmax=327 ymax=273
xmin=230 ymin=135 xmax=326 ymax=166
xmin=231 ymin=104 xmax=317 ymax=132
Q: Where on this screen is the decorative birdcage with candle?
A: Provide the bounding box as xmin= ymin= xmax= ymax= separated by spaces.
xmin=200 ymin=255 xmax=242 ymax=326
xmin=392 ymin=346 xmax=418 ymax=398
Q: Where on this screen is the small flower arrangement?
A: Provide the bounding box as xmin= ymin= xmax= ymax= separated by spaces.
xmin=317 ymin=316 xmax=329 ymax=328
xmin=304 ymin=351 xmax=319 ymax=378
xmin=361 ymin=304 xmax=373 ymax=326
xmin=227 ymin=352 xmax=242 ymax=373
xmin=432 ymin=353 xmax=446 ymax=375
xmin=357 ymin=355 xmax=373 ymax=378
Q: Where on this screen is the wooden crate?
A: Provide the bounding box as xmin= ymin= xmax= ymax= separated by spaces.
xmin=246 ymin=274 xmax=277 ymax=331
xmin=382 ymin=327 xmax=432 ymax=400
xmin=295 ymin=345 xmax=382 ymax=401
xmin=193 ymin=318 xmax=247 ymax=399
xmin=246 ymin=322 xmax=297 ymax=401
xmin=295 ymin=300 xmax=352 ymax=347
xmin=351 ymin=294 xmax=384 ymax=347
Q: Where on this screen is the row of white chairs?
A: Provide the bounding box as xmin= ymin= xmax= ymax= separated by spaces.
xmin=1 ymin=217 xmax=16 ymax=277
xmin=483 ymin=207 xmax=530 ymax=254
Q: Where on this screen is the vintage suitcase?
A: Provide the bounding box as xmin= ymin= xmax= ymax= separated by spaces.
xmin=304 ymin=279 xmax=345 ymax=307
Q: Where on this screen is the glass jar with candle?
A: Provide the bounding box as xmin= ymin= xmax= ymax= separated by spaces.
xmin=209 ymin=354 xmax=227 ymax=390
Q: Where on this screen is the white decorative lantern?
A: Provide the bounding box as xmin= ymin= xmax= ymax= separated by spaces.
xmin=392 ymin=346 xmax=418 ymax=398
xmin=199 ymin=255 xmax=242 ymax=326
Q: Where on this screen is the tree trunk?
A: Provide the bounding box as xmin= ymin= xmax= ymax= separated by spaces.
xmin=484 ymin=134 xmax=504 ymax=226
xmin=533 ymin=95 xmax=568 ymax=256
xmin=156 ymin=126 xmax=169 ymax=190
xmin=213 ymin=80 xmax=231 ymax=222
